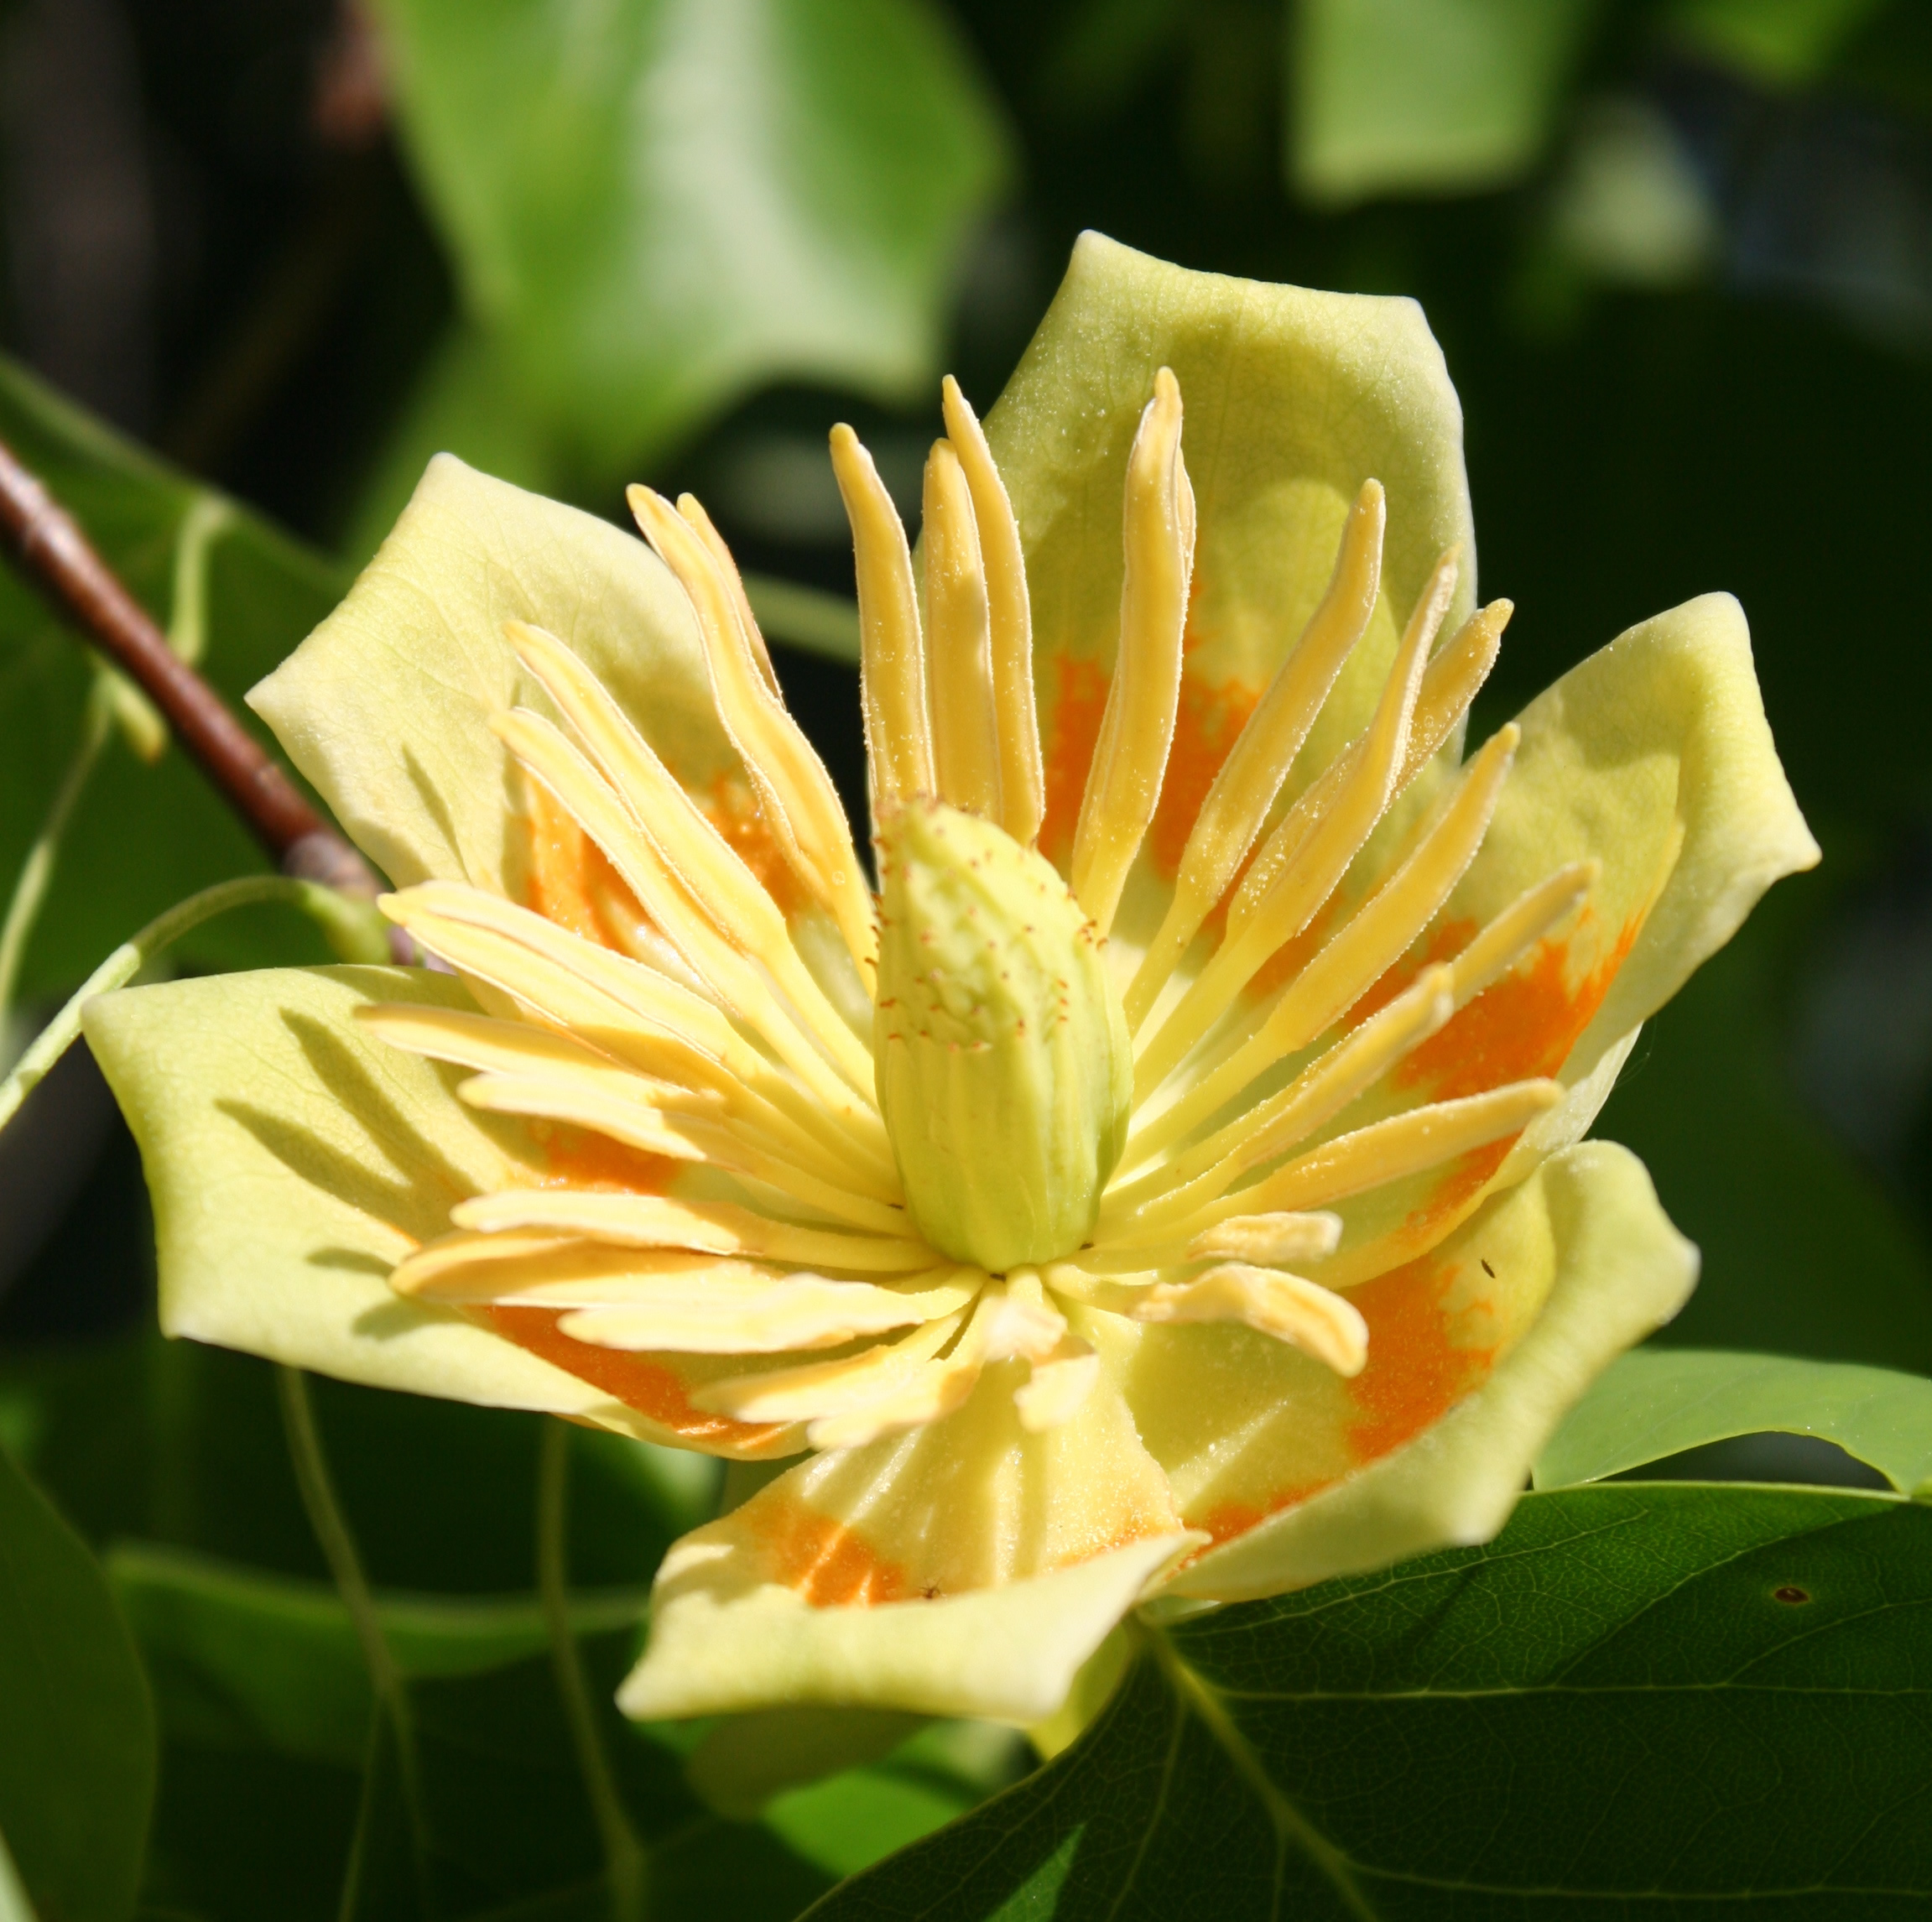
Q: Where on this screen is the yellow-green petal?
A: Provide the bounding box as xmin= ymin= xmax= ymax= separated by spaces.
xmin=1158 ymin=1139 xmax=1698 ymax=1601
xmin=82 ymin=966 xmax=631 ymax=1423
xmin=249 ymin=455 xmax=731 ymax=895
xmin=621 ymin=1361 xmax=1195 ymax=1721
xmin=1299 ymin=591 xmax=1815 ymax=1289
xmin=986 ymin=231 xmax=1475 ymax=903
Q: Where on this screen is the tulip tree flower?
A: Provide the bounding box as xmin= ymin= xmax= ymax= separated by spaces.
xmin=85 ymin=235 xmax=1815 ymax=1728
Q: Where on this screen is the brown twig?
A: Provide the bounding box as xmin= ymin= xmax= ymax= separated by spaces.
xmin=0 ymin=432 xmax=383 ymax=903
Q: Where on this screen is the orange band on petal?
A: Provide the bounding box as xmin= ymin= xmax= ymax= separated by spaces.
xmin=745 ymin=1494 xmax=909 ymax=1606
xmin=484 ymin=1305 xmax=798 ymax=1455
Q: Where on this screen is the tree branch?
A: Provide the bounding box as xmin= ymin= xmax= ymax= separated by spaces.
xmin=0 ymin=432 xmax=380 ymax=898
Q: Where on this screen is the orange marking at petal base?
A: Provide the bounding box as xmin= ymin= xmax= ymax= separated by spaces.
xmin=483 ymin=1305 xmax=794 ymax=1452
xmin=1398 ymin=913 xmax=1639 ymax=1099
xmin=1344 ymin=918 xmax=1477 ymax=1030
xmin=747 ymin=1496 xmax=909 ymax=1606
xmin=1344 ymin=1253 xmax=1496 ymax=1463
xmin=1191 ymin=1480 xmax=1334 ymax=1551
xmin=1039 ymin=654 xmax=1107 ymax=869
xmin=702 ymin=773 xmax=810 ymax=918
xmin=1145 ymin=608 xmax=1262 ymax=880
xmin=538 ymin=1125 xmax=681 ymax=1195
xmin=523 ymin=784 xmax=649 ymax=951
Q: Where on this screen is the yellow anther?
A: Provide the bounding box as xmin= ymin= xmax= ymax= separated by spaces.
xmin=1133 ymin=545 xmax=1456 ymax=1104
xmin=677 ymin=492 xmax=780 ymax=696
xmin=1131 ymin=1266 xmax=1367 ymax=1377
xmin=1107 ymin=966 xmax=1456 ymax=1223
xmin=452 ymin=1188 xmax=936 ymax=1273
xmin=1070 ymin=367 xmax=1195 ymax=935
xmin=940 ymin=375 xmax=1043 ymax=846
xmin=1184 ymin=1211 xmax=1344 ymax=1266
xmin=1228 ymin=595 xmax=1508 ymax=940
xmin=921 ymin=438 xmax=1004 ymax=820
xmin=627 ymin=486 xmax=877 ymax=989
xmin=1126 ymin=478 xmax=1386 ymax=1029
xmin=830 ymin=424 xmax=934 ymax=815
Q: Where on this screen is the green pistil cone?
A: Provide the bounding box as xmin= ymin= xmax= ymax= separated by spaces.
xmin=874 ymin=800 xmax=1130 ymax=1272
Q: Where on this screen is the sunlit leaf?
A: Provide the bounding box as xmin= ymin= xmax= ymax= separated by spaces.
xmin=810 ymin=1484 xmax=1932 ymax=1918
xmin=1290 ymin=0 xmax=1601 ymax=205
xmin=1535 ymin=1348 xmax=1932 ymax=1492
xmin=369 ymin=0 xmax=1012 ymax=480
xmin=0 ymin=1441 xmax=154 ymax=1922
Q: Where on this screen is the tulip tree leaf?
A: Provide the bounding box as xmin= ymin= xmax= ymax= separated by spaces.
xmin=0 ymin=1441 xmax=155 ymax=1922
xmin=810 ymin=1484 xmax=1932 ymax=1919
xmin=0 ymin=357 xmax=346 ymax=1000
xmin=1534 ymin=1348 xmax=1932 ymax=1494
xmin=1663 ymin=0 xmax=1889 ymax=86
xmin=368 ymin=0 xmax=1011 ymax=480
xmin=1290 ymin=0 xmax=1601 ymax=205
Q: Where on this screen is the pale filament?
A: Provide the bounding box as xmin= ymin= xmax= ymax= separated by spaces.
xmin=1124 ymin=479 xmax=1386 ymax=1030
xmin=830 ymin=425 xmax=935 ymax=815
xmin=1070 ymin=367 xmax=1195 ymax=936
xmin=1133 ymin=546 xmax=1458 ymax=1106
xmin=940 ymin=376 xmax=1044 ymax=845
xmin=628 ymin=487 xmax=878 ymax=992
xmin=921 ymin=438 xmax=1003 ymax=820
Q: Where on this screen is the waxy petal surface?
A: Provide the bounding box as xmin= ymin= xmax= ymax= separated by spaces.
xmin=249 ymin=456 xmax=735 ymax=896
xmin=1159 ymin=1140 xmax=1698 ymax=1600
xmin=987 ymin=233 xmax=1476 ymax=910
xmin=622 ymin=1355 xmax=1194 ymax=1721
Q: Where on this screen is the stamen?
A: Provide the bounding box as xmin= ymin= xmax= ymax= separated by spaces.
xmin=1105 ymin=966 xmax=1456 ymax=1223
xmin=921 ymin=439 xmax=1003 ymax=820
xmin=505 ymin=623 xmax=877 ymax=1099
xmin=1124 ymin=479 xmax=1385 ymax=1029
xmin=676 ymin=493 xmax=781 ymax=695
xmin=1133 ymin=546 xmax=1456 ymax=1103
xmin=1226 ymin=596 xmax=1508 ymax=940
xmin=390 ymin=1227 xmax=585 ymax=1299
xmin=552 ymin=1268 xmax=979 ymax=1355
xmin=357 ymin=994 xmax=899 ymax=1203
xmin=1447 ymin=861 xmax=1598 ymax=1004
xmin=1013 ymin=1338 xmax=1100 ymax=1431
xmin=495 ymin=706 xmax=880 ymax=1119
xmin=628 ymin=486 xmax=877 ymax=988
xmin=1070 ymin=367 xmax=1195 ymax=935
xmin=695 ymin=1305 xmax=974 ymax=1445
xmin=940 ymin=377 xmax=1043 ymax=846
xmin=1126 ymin=1077 xmax=1561 ymax=1250
xmin=1123 ymin=855 xmax=1589 ymax=1173
xmin=455 ymin=1072 xmax=710 ymax=1164
xmin=829 ymin=425 xmax=935 ymax=815
xmin=1130 ymin=1266 xmax=1368 ymax=1376
xmin=1185 ymin=1211 xmax=1344 ymax=1266
xmin=451 ymin=1189 xmax=936 ymax=1273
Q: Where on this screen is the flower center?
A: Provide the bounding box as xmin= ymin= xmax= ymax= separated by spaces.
xmin=874 ymin=798 xmax=1130 ymax=1271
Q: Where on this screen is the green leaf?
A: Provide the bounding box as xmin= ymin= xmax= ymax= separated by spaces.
xmin=0 ymin=1440 xmax=155 ymax=1922
xmin=810 ymin=1484 xmax=1932 ymax=1918
xmin=1290 ymin=0 xmax=1601 ymax=205
xmin=369 ymin=0 xmax=1012 ymax=478
xmin=1535 ymin=1348 xmax=1932 ymax=1493
xmin=0 ymin=356 xmax=346 ymax=999
xmin=1664 ymin=0 xmax=1889 ymax=86
xmin=0 ymin=1830 xmax=34 ymax=1922
xmin=108 ymin=1539 xmax=652 ymax=1768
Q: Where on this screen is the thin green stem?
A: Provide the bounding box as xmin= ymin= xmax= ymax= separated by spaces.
xmin=276 ymin=1365 xmax=434 ymax=1917
xmin=0 ymin=683 xmax=111 ymax=1030
xmin=0 ymin=872 xmax=367 ymax=1135
xmin=538 ymin=1418 xmax=647 ymax=1922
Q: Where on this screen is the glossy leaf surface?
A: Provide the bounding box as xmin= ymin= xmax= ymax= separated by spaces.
xmin=1535 ymin=1348 xmax=1932 ymax=1492
xmin=813 ymin=1484 xmax=1932 ymax=1919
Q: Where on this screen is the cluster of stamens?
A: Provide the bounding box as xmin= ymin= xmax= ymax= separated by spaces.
xmin=362 ymin=367 xmax=1592 ymax=1455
